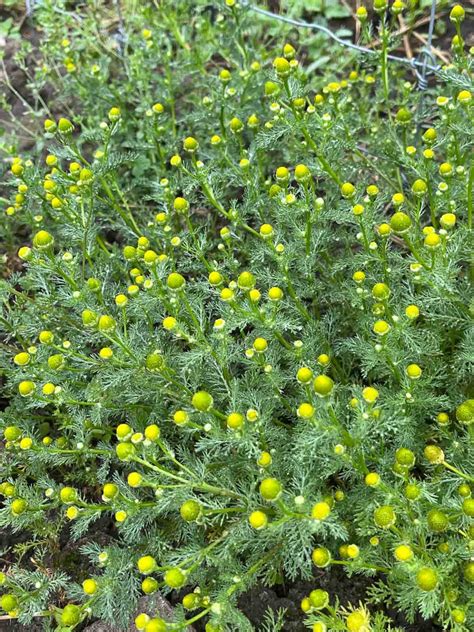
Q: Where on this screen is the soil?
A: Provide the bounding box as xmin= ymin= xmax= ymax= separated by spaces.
xmin=236 ymin=568 xmax=442 ymax=632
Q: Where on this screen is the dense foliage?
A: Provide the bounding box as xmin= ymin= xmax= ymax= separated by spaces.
xmin=0 ymin=1 xmax=473 ymax=631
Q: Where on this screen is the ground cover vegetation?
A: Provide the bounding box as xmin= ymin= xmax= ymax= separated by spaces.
xmin=0 ymin=1 xmax=473 ymax=630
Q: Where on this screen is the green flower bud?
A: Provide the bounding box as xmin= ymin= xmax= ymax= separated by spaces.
xmin=61 ymin=604 xmax=82 ymax=626
xmin=145 ymin=352 xmax=164 ymax=371
xmin=462 ymin=498 xmax=474 ymax=517
xmin=237 ymin=271 xmax=256 ymax=290
xmin=142 ymin=577 xmax=159 ymax=594
xmin=183 ymin=137 xmax=198 ymax=152
xmin=48 ymin=354 xmax=65 ymax=370
xmin=167 ymin=272 xmax=185 ymax=290
xmin=464 ymin=561 xmax=474 ymax=583
xmin=309 ymin=589 xmax=329 ymax=609
xmin=1 ymin=594 xmax=18 ymax=613
xmin=313 ymin=375 xmax=334 ymax=397
xmin=390 ymin=212 xmax=412 ymax=234
xmin=116 ymin=442 xmax=136 ymax=461
xmin=192 ymin=390 xmax=213 ymax=411
xmin=137 ymin=555 xmax=156 ymax=574
xmin=294 ymin=164 xmax=311 ymax=182
xmin=44 ymin=119 xmax=57 ymax=133
xmin=340 ymin=182 xmax=355 ymax=198
xmin=123 ymin=246 xmax=137 ymax=260
xmin=4 ymin=426 xmax=22 ymax=442
xmin=427 ymin=508 xmax=449 ymax=532
xmin=33 ymin=230 xmax=54 ymax=249
xmin=82 ymin=309 xmax=99 ymax=327
xmin=416 ymin=567 xmax=438 ymax=591
xmin=259 ymin=477 xmax=282 ymax=501
xmin=450 ymin=4 xmax=465 ymax=21
xmin=229 ymin=117 xmax=244 ymax=133
xmin=374 ymin=505 xmax=396 ymax=529
xmin=98 ymin=315 xmax=116 ymax=332
xmin=395 ymin=108 xmax=411 ymax=124
xmin=372 ymin=283 xmax=390 ymax=300
xmin=58 ymin=118 xmax=74 ymax=134
xmin=395 ymin=448 xmax=415 ymax=467
xmin=180 ymin=500 xmax=201 ymax=521
xmin=456 ymin=400 xmax=474 ymax=425
xmin=11 ymin=498 xmax=28 ymax=515
xmin=164 ymin=567 xmax=186 ymax=588
xmin=412 ymin=179 xmax=427 ymax=196
xmin=273 ymin=57 xmax=290 ymax=77
xmin=108 ymin=106 xmax=121 ymax=122
xmin=60 ymin=487 xmax=77 ymax=504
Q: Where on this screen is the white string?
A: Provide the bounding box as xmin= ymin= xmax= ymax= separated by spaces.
xmin=243 ymin=1 xmax=441 ymax=88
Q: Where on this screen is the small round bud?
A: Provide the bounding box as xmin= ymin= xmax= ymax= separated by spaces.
xmin=406 ymin=364 xmax=422 ymax=379
xmin=455 ymin=399 xmax=474 ymax=425
xmin=296 ymin=367 xmax=313 ymax=383
xmin=372 ymin=283 xmax=390 ymax=300
xmin=340 ymin=182 xmax=355 ymax=199
xmin=259 ymin=224 xmax=274 ymax=238
xmin=164 ymin=568 xmax=186 ymax=589
xmin=273 ymin=57 xmax=290 ymax=77
xmin=294 ymin=164 xmax=311 ymax=182
xmin=180 ymin=500 xmax=201 ymax=521
xmin=98 ymin=315 xmax=116 ymax=332
xmin=259 ymin=478 xmax=282 ymax=501
xmin=103 ymin=483 xmax=119 ymax=500
xmin=253 ymin=337 xmax=268 ymax=353
xmin=249 ymin=510 xmax=268 ymax=529
xmin=33 ymin=230 xmax=54 ymax=249
xmin=362 ymin=387 xmax=379 ymax=404
xmin=424 ymin=445 xmax=444 ymax=464
xmin=365 ymin=473 xmax=381 ymax=487
xmin=268 ymin=287 xmax=283 ymax=301
xmin=82 ymin=579 xmax=98 ymax=595
xmin=373 ymin=320 xmax=391 ymax=336
xmin=137 ymin=555 xmax=156 ymax=575
xmin=237 ymin=271 xmax=256 ymax=290
xmin=183 ymin=137 xmax=199 ymax=152
xmin=167 ymin=273 xmax=185 ymax=290
xmin=229 ymin=117 xmax=244 ymax=133
xmin=394 ymin=544 xmax=413 ymax=562
xmin=58 ymin=118 xmax=74 ymax=133
xmin=390 ymin=212 xmax=412 ymax=233
xmin=450 ymin=4 xmax=465 ymax=21
xmin=427 ymin=509 xmax=449 ymax=532
xmin=416 ymin=567 xmax=438 ymax=591
xmin=297 ymin=403 xmax=315 ymax=419
xmin=311 ymin=501 xmax=331 ymax=521
xmin=11 ymin=498 xmax=28 ymax=515
xmin=18 ymin=380 xmax=35 ymax=397
xmin=192 ymin=391 xmax=214 ymax=412
xmin=1 ymin=594 xmax=19 ymax=613
xmin=108 ymin=106 xmax=121 ymax=122
xmin=61 ymin=604 xmax=81 ymax=626
xmin=374 ymin=505 xmax=396 ymax=529
xmin=395 ymin=448 xmax=415 ymax=467
xmin=313 ymin=375 xmax=334 ymax=397
xmin=226 ymin=412 xmax=244 ymax=430
xmin=309 ymin=589 xmax=329 ymax=610
xmin=312 ymin=547 xmax=331 ymax=567
xmin=60 ymin=486 xmax=77 ymax=504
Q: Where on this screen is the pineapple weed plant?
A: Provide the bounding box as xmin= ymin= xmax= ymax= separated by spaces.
xmin=0 ymin=0 xmax=473 ymax=630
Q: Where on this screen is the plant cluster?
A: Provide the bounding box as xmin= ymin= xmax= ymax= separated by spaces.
xmin=0 ymin=1 xmax=473 ymax=631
